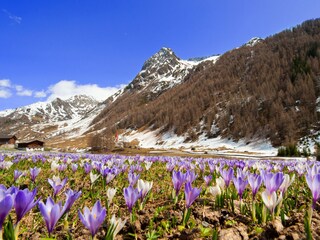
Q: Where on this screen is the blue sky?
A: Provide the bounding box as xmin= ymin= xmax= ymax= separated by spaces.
xmin=0 ymin=0 xmax=320 ymax=110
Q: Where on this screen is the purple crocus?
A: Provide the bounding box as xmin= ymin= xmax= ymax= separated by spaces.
xmin=248 ymin=173 xmax=262 ymax=199
xmin=30 ymin=167 xmax=41 ymax=182
xmin=71 ymin=163 xmax=78 ymax=173
xmin=83 ymin=163 xmax=92 ymax=174
xmin=128 ymin=172 xmax=140 ymax=186
xmin=233 ymin=176 xmax=248 ymax=200
xmin=172 ymin=171 xmax=187 ymax=195
xmin=78 ymin=200 xmax=106 ymax=238
xmin=186 ymin=170 xmax=197 ymax=183
xmin=0 ymin=193 xmax=14 ymax=231
xmin=62 ymin=189 xmax=82 ymax=215
xmin=123 ymin=186 xmax=140 ymax=213
xmin=306 ymin=173 xmax=320 ymax=209
xmin=261 ymin=171 xmax=284 ymax=194
xmin=14 ymin=170 xmax=23 ymax=182
xmin=203 ymin=175 xmax=213 ymax=186
xmin=14 ymin=188 xmax=40 ymax=223
xmin=48 ymin=176 xmax=68 ymax=197
xmin=184 ymin=182 xmax=201 ymax=209
xmin=38 ymin=197 xmax=64 ymax=235
xmin=221 ymin=168 xmax=234 ymax=187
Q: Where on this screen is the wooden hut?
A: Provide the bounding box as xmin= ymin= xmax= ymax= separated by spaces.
xmin=0 ymin=135 xmax=17 ymax=146
xmin=17 ymin=140 xmax=45 ymax=150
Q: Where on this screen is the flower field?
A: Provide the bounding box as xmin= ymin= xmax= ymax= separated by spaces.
xmin=0 ymin=152 xmax=320 ymax=239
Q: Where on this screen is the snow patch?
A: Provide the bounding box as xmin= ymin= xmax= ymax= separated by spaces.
xmin=122 ymin=128 xmax=277 ymax=156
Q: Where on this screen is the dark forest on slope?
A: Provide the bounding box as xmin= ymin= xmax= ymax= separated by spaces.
xmin=91 ymin=19 xmax=320 ymax=147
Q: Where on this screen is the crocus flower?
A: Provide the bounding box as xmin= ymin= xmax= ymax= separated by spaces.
xmin=261 ymin=171 xmax=284 ymax=194
xmin=128 ymin=172 xmax=140 ymax=186
xmin=172 ymin=171 xmax=186 ymax=195
xmin=186 ymin=170 xmax=197 ymax=183
xmin=109 ymin=214 xmax=126 ymax=239
xmin=145 ymin=161 xmax=153 ymax=170
xmin=261 ymin=190 xmax=283 ymax=215
xmin=123 ymin=186 xmax=140 ymax=213
xmin=207 ymin=186 xmax=221 ymax=197
xmin=107 ymin=188 xmax=117 ymax=206
xmin=0 ymin=185 xmax=19 ymax=196
xmin=38 ymin=197 xmax=64 ymax=235
xmin=0 ymin=193 xmax=14 ymax=231
xmin=58 ymin=164 xmax=67 ymax=172
xmin=216 ymin=177 xmax=226 ymax=191
xmin=184 ymin=182 xmax=201 ymax=209
xmin=233 ymin=176 xmax=248 ymax=200
xmin=14 ymin=188 xmax=40 ymax=223
xmin=30 ymin=167 xmax=41 ymax=182
xmin=48 ymin=176 xmax=68 ymax=197
xmin=71 ymin=163 xmax=78 ymax=173
xmin=221 ymin=168 xmax=234 ymax=187
xmin=248 ymin=173 xmax=262 ymax=199
xmin=84 ymin=163 xmax=92 ymax=174
xmin=78 ymin=200 xmax=106 ymax=238
xmin=106 ymin=173 xmax=116 ymax=184
xmin=137 ymin=179 xmax=153 ymax=201
xmin=62 ymin=189 xmax=82 ymax=215
xmin=203 ymin=175 xmax=212 ymax=186
xmin=14 ymin=170 xmax=23 ymax=182
xmin=90 ymin=172 xmax=100 ymax=185
xmin=279 ymin=174 xmax=295 ymax=194
xmin=51 ymin=161 xmax=59 ymax=172
xmin=306 ymin=173 xmax=320 ymax=209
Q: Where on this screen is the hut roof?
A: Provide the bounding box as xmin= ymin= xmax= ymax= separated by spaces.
xmin=0 ymin=135 xmax=17 ymax=140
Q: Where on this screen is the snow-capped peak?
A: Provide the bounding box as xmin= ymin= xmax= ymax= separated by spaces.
xmin=128 ymin=47 xmax=220 ymax=94
xmin=245 ymin=37 xmax=263 ymax=47
xmin=0 ymin=94 xmax=99 ymax=122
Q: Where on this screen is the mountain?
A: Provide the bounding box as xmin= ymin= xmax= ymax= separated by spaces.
xmin=0 ymin=95 xmax=101 ymax=144
xmin=88 ymin=18 xmax=320 ymax=149
xmin=88 ymin=47 xmax=220 ymax=138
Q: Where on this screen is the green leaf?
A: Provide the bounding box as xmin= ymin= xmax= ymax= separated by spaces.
xmin=3 ymin=215 xmax=15 ymax=240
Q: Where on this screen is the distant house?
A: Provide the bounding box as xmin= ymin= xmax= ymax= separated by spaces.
xmin=0 ymin=135 xmax=17 ymax=146
xmin=17 ymin=140 xmax=45 ymax=151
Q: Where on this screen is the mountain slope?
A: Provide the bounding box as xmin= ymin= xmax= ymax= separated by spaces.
xmin=89 ymin=47 xmax=220 ymax=135
xmin=89 ymin=18 xmax=320 ymax=148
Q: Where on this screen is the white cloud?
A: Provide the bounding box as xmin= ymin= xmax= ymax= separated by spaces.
xmin=15 ymin=84 xmax=33 ymax=96
xmin=47 ymin=80 xmax=122 ymax=101
xmin=34 ymin=91 xmax=47 ymax=98
xmin=17 ymin=89 xmax=33 ymax=96
xmin=2 ymin=9 xmax=22 ymax=24
xmin=0 ymin=79 xmax=11 ymax=88
xmin=0 ymin=78 xmax=125 ymax=103
xmin=0 ymin=89 xmax=12 ymax=98
xmin=15 ymin=85 xmax=23 ymax=91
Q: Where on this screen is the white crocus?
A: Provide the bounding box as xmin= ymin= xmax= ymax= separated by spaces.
xmin=145 ymin=161 xmax=153 ymax=170
xmin=107 ymin=161 xmax=113 ymax=168
xmin=51 ymin=161 xmax=59 ymax=172
xmin=128 ymin=158 xmax=134 ymax=165
xmin=107 ymin=188 xmax=117 ymax=206
xmin=109 ymin=214 xmax=126 ymax=238
xmin=279 ymin=174 xmax=295 ymax=194
xmin=216 ymin=177 xmax=226 ymax=190
xmin=208 ymin=186 xmax=221 ymax=197
xmin=137 ymin=179 xmax=153 ymax=200
xmin=90 ymin=171 xmax=100 ymax=185
xmin=2 ymin=161 xmax=13 ymax=169
xmin=261 ymin=190 xmax=283 ymax=214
